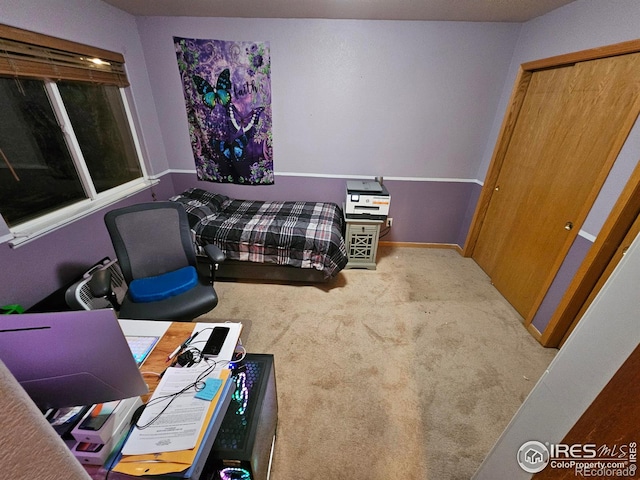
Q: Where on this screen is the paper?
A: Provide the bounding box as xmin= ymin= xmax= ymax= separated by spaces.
xmin=122 ymin=365 xmax=222 ymax=455
xmin=194 ymin=378 xmax=222 ymax=401
xmin=112 ymin=369 xmax=230 ymax=476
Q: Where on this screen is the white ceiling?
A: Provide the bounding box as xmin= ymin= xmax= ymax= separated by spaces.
xmin=100 ymin=0 xmax=578 ymax=23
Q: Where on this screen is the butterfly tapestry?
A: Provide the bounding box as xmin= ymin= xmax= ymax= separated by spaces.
xmin=174 ymin=37 xmax=273 ymax=185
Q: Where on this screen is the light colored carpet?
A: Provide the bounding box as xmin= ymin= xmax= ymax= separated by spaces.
xmin=197 ymin=246 xmax=557 ymax=480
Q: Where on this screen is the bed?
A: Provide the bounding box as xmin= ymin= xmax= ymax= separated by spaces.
xmin=170 ymin=188 xmax=348 ymax=282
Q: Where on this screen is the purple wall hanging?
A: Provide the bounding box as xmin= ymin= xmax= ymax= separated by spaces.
xmin=174 ymin=37 xmax=273 ymax=185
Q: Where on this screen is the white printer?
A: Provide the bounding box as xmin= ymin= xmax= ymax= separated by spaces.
xmin=345 ymin=181 xmax=390 ymax=220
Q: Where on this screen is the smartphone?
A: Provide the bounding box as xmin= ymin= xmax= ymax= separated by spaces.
xmin=78 ymin=400 xmax=119 ymax=430
xmin=202 ymin=327 xmax=230 ymax=357
xmin=76 ymin=442 xmax=104 ymax=453
xmin=46 ymin=406 xmax=90 ymax=437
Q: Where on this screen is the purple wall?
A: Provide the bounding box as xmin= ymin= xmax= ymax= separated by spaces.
xmin=2 ymin=0 xmax=629 ymax=331
xmin=138 ymin=17 xmax=520 ymax=180
xmin=0 ymin=173 xmax=476 ymax=309
xmin=2 ymin=166 xmax=589 ymax=321
xmin=172 ymin=174 xmax=346 ymax=204
xmin=0 ymin=181 xmax=175 ymax=310
xmin=171 ymin=172 xmax=478 ymax=244
xmin=531 ymin=234 xmax=594 ymax=333
xmin=457 ymin=182 xmax=482 ymax=248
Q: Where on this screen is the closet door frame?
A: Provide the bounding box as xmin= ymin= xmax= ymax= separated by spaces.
xmin=464 ymin=39 xmax=640 ymax=348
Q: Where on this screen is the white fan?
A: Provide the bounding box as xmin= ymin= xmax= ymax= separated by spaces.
xmin=64 ymin=257 xmax=127 ymax=311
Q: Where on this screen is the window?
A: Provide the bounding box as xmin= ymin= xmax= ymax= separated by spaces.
xmin=0 ymin=24 xmax=150 ymax=245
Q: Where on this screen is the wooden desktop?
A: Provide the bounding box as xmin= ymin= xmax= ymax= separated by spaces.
xmin=132 ymin=321 xmax=195 ymax=402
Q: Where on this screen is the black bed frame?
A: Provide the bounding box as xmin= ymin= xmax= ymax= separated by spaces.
xmin=199 ymin=257 xmax=329 ymax=284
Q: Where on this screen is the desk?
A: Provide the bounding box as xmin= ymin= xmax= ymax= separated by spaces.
xmin=83 ymin=320 xmax=242 ymax=480
xmin=121 ymin=320 xmax=192 ymax=402
xmin=119 ymin=320 xmax=243 ymax=402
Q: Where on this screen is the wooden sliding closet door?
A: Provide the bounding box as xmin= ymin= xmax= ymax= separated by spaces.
xmin=473 ymin=52 xmax=640 ymax=320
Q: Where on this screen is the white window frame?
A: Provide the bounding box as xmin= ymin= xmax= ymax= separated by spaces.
xmin=5 ymin=82 xmax=154 ymax=248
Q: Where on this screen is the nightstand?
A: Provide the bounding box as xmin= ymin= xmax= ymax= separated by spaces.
xmin=343 ymin=210 xmax=383 ymax=270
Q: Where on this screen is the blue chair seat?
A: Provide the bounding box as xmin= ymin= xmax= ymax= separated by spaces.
xmin=128 ymin=266 xmax=198 ymax=303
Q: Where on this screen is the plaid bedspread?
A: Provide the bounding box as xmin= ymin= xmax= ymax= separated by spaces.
xmin=171 ymin=188 xmax=348 ymax=278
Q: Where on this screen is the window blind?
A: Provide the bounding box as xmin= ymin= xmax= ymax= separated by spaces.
xmin=0 ymin=24 xmax=128 ymax=87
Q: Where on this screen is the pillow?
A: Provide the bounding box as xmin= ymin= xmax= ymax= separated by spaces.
xmin=182 ymin=188 xmax=229 ymax=211
xmin=128 ymin=266 xmax=198 ymax=303
xmin=170 ymin=189 xmax=230 ymax=226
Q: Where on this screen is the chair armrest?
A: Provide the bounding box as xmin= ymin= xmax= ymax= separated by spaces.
xmin=202 ymin=243 xmax=225 ymax=264
xmin=88 ymin=269 xmax=112 ymax=298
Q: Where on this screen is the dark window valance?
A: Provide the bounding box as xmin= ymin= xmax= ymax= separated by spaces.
xmin=0 ymin=24 xmax=128 ymax=87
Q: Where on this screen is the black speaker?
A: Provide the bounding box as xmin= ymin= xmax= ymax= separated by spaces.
xmin=202 ymin=354 xmax=278 ymax=480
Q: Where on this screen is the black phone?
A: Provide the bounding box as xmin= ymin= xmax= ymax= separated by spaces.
xmin=78 ymin=400 xmax=119 ymax=430
xmin=76 ymin=442 xmax=104 ymax=453
xmin=202 ymin=327 xmax=230 ymax=357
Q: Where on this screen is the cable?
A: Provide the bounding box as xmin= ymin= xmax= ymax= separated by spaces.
xmin=134 ymin=360 xmax=221 ymax=430
xmin=133 ymin=326 xmax=243 ymax=429
xmin=233 ymin=344 xmax=247 ymax=362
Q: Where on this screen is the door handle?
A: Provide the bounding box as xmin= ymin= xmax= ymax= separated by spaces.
xmin=564 ymin=221 xmax=574 ymax=231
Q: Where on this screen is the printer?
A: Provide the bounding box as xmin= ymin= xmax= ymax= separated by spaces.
xmin=345 ymin=181 xmax=390 ymax=220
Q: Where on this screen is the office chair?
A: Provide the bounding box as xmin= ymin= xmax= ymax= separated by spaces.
xmin=103 ymin=201 xmax=225 ymax=322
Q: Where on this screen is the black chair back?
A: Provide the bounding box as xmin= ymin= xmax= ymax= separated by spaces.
xmin=104 ymin=202 xmax=197 ymax=284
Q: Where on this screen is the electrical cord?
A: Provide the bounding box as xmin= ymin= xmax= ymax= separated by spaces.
xmin=101 ymin=326 xmax=245 ymax=479
xmin=134 ymin=360 xmax=222 ymax=430
xmin=132 ymin=326 xmax=245 ymax=429
xmin=379 ymin=225 xmax=391 ymax=239
xmin=232 ymin=344 xmax=247 ymax=362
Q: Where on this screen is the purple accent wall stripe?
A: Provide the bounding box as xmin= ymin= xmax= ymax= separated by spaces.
xmin=171 ymin=172 xmax=477 ymax=244
xmin=0 ymin=169 xmax=595 ymax=335
xmin=531 ymin=234 xmax=593 ymax=333
xmin=0 ymin=173 xmax=477 ymax=309
xmin=458 ymin=183 xmax=482 ymax=248
xmin=0 ymin=182 xmax=174 ymax=310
